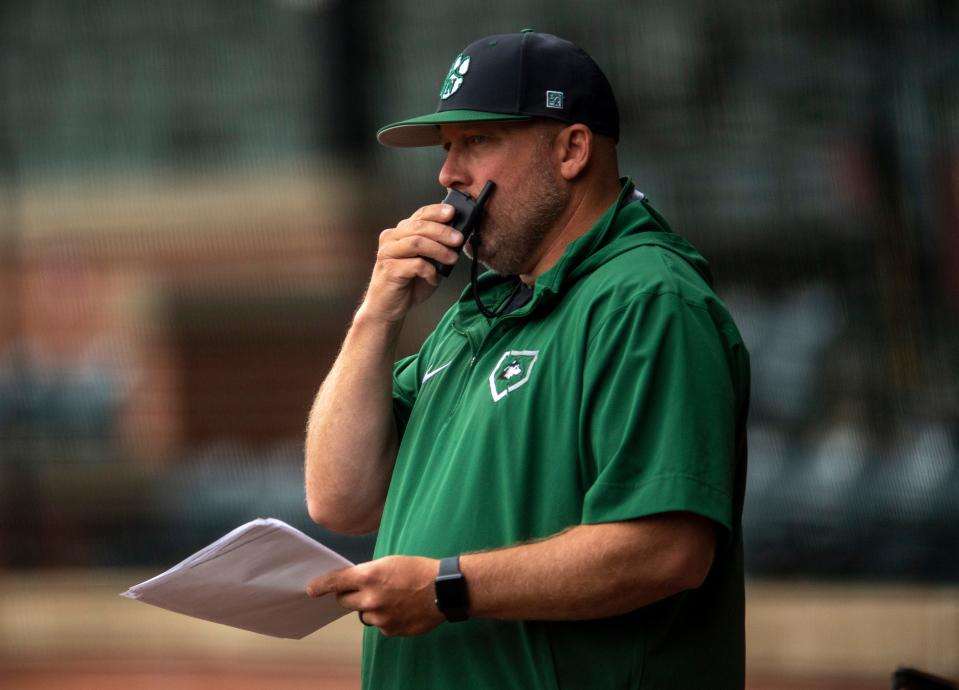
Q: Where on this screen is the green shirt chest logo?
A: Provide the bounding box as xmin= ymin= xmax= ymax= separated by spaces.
xmin=489 ymin=350 xmax=539 ymax=402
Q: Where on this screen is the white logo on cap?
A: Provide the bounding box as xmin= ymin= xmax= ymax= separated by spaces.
xmin=440 ymin=55 xmax=471 ymax=100
xmin=546 ymin=90 xmax=564 ymax=109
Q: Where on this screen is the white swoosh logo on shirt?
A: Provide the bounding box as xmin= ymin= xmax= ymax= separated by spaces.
xmin=422 ymin=360 xmax=453 ymax=384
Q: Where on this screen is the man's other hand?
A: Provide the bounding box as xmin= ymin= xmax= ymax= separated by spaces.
xmin=307 ymin=556 xmax=445 ymax=637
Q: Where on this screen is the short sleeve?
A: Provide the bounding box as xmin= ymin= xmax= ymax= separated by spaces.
xmin=580 ymin=292 xmax=737 ymax=532
xmin=392 ymin=354 xmax=419 ymax=438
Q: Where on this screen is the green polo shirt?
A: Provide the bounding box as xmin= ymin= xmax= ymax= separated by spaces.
xmin=363 ymin=179 xmax=750 ymax=690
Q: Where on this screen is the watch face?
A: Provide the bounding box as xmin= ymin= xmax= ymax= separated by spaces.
xmin=435 ymin=572 xmax=469 ymax=621
xmin=435 ymin=574 xmax=468 ymax=607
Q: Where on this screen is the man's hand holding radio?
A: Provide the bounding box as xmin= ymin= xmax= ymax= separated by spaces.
xmin=359 ymin=203 xmax=465 ymax=326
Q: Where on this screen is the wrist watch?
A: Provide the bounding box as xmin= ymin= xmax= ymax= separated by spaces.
xmin=434 ymin=556 xmax=469 ymax=622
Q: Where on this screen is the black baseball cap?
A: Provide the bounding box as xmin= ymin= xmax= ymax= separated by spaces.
xmin=377 ymin=30 xmax=619 ymax=147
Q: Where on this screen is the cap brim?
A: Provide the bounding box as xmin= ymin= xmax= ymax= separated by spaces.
xmin=376 ymin=110 xmax=532 ymax=147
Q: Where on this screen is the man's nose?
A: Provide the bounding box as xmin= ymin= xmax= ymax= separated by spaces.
xmin=438 ymin=150 xmax=471 ymax=190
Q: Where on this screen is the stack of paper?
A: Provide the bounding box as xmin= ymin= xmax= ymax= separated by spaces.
xmin=121 ymin=518 xmax=354 ymax=639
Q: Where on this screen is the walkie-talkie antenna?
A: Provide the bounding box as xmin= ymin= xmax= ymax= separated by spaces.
xmin=473 ymin=180 xmax=495 ymax=211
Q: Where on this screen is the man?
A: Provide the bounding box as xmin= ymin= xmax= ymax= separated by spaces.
xmin=305 ymin=30 xmax=750 ymax=690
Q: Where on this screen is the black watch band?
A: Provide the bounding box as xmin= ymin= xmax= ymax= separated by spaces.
xmin=434 ymin=556 xmax=469 ymax=622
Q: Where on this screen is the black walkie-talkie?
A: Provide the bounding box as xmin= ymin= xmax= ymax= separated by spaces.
xmin=426 ymin=180 xmax=495 ymax=277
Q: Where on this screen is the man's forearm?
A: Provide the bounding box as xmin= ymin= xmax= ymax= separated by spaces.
xmin=305 ymin=307 xmax=403 ymax=534
xmin=460 ymin=513 xmax=716 ymax=621
xmin=304 ymin=202 xmax=464 ymax=534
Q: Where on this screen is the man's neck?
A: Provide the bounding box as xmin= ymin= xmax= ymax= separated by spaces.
xmin=519 ymin=180 xmax=622 ymax=286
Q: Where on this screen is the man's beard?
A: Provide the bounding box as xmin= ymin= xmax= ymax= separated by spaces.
xmin=465 ymin=157 xmax=568 ymax=276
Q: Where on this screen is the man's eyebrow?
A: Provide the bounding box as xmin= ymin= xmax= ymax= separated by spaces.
xmin=439 ymin=123 xmax=506 ymax=148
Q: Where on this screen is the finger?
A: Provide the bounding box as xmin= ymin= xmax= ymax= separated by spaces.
xmin=388 ymin=220 xmax=465 ymax=251
xmin=305 ymin=575 xmax=328 ymax=598
xmin=306 ymin=566 xmax=358 ymax=598
xmin=379 ymin=235 xmax=461 ymax=265
xmin=410 ymin=203 xmax=455 ymax=224
xmin=334 ymin=590 xmax=368 ymax=611
xmin=413 ymin=258 xmax=443 ymax=288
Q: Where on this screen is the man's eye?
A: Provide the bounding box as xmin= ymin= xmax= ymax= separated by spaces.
xmin=467 ymin=135 xmax=487 ymax=146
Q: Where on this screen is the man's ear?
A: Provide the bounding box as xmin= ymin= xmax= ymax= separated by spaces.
xmin=555 ymin=124 xmax=592 ymax=181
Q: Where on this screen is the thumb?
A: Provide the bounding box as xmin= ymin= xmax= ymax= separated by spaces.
xmin=306 ymin=566 xmax=355 ymax=598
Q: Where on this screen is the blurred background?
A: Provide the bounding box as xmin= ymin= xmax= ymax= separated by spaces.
xmin=1 ymin=0 xmax=957 ymax=688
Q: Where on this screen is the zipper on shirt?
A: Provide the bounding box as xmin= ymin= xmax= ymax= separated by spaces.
xmin=446 ymin=323 xmax=484 ymax=419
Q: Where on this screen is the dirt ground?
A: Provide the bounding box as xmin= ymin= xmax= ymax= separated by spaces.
xmin=0 ymin=663 xmax=884 ymax=690
xmin=0 ymin=662 xmax=361 ymax=690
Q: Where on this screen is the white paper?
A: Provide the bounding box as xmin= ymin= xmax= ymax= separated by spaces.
xmin=121 ymin=518 xmax=354 ymax=639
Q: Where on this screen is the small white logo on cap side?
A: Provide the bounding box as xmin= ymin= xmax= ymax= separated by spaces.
xmin=440 ymin=54 xmax=471 ymax=100
xmin=546 ymin=90 xmax=564 ymax=109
